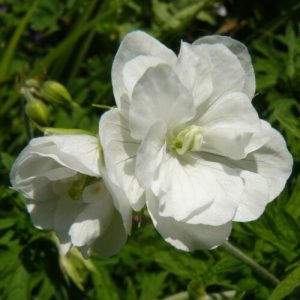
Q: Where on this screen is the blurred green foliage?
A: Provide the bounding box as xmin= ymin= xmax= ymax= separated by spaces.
xmin=0 ymin=0 xmax=300 ymax=299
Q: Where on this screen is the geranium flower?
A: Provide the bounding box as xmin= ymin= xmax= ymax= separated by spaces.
xmin=10 ymin=134 xmax=132 ymax=257
xmin=99 ymin=31 xmax=293 ymax=251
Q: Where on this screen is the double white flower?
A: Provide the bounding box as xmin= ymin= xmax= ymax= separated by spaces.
xmin=10 ymin=134 xmax=131 ymax=256
xmin=10 ymin=31 xmax=293 ymax=255
xmin=99 ymin=31 xmax=293 ymax=251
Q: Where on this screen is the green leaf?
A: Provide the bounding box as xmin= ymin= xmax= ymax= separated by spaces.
xmin=269 ymin=264 xmax=300 ymax=300
xmin=140 ymin=272 xmax=167 ymax=300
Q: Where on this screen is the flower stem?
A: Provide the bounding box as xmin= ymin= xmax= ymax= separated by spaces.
xmin=22 ymin=98 xmax=34 ymax=140
xmin=221 ymin=241 xmax=280 ymax=286
xmin=92 ymin=104 xmax=113 ymax=110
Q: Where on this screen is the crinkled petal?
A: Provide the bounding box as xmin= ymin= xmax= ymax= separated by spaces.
xmin=123 ymin=55 xmax=166 ymax=98
xmin=69 ymin=182 xmax=114 ymax=247
xmin=199 ymin=92 xmax=261 ymax=159
xmin=112 ymin=31 xmax=177 ymax=117
xmin=30 ymin=135 xmax=101 ymax=177
xmin=91 ymin=209 xmax=128 ymax=257
xmin=151 ymin=153 xmax=215 ymax=223
xmin=135 ymin=121 xmax=167 ymax=188
xmin=234 ymin=171 xmax=269 ymax=222
xmin=129 ymin=64 xmax=196 ymax=140
xmin=181 ymin=153 xmax=243 ymax=225
xmin=187 ymin=43 xmax=246 ymax=109
xmin=99 ymin=109 xmax=145 ymax=211
xmin=176 ymin=42 xmax=213 ymax=107
xmin=193 ymin=35 xmax=255 ymax=99
xmin=199 ymin=120 xmax=292 ymax=222
xmin=147 ymin=191 xmax=232 ymax=251
xmin=13 ymin=174 xmax=57 ymax=201
xmin=230 ymin=121 xmax=293 ymax=202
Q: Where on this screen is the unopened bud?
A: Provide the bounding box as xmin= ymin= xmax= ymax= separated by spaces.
xmin=25 ymin=99 xmax=49 ymax=126
xmin=25 ymin=79 xmax=40 ymax=89
xmin=41 ymin=81 xmax=72 ymax=106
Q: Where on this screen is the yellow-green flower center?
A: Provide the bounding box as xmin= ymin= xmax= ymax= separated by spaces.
xmin=171 ymin=125 xmax=204 ymax=155
xmin=68 ymin=174 xmax=97 ymax=200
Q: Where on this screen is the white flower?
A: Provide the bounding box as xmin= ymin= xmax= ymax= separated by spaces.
xmin=10 ymin=134 xmax=132 ymax=257
xmin=99 ymin=31 xmax=293 ymax=251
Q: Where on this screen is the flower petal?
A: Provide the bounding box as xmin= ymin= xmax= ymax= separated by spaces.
xmin=53 ymin=195 xmax=84 ymax=248
xmin=112 ymin=31 xmax=177 ymax=117
xmin=123 ymin=55 xmax=166 ymax=99
xmin=69 ymin=182 xmax=114 ymax=247
xmin=129 ymin=64 xmax=196 ymax=140
xmin=176 ymin=42 xmax=213 ymax=107
xmin=147 ymin=191 xmax=232 ymax=251
xmin=135 ymin=121 xmax=167 ymax=188
xmin=30 ymin=135 xmax=101 ymax=177
xmin=230 ymin=121 xmax=293 ymax=202
xmin=26 ymin=200 xmax=57 ymax=229
xmin=151 ymin=153 xmax=215 ymax=223
xmin=91 ymin=209 xmax=128 ymax=257
xmin=233 ymin=171 xmax=269 ymax=222
xmin=186 ymin=43 xmax=246 ymax=113
xmin=181 ymin=153 xmax=243 ymax=225
xmin=100 ymin=165 xmax=132 ymax=234
xmin=99 ymin=109 xmax=145 ymax=211
xmin=198 ymin=92 xmax=261 ymax=159
xmin=193 ymin=35 xmax=255 ymax=99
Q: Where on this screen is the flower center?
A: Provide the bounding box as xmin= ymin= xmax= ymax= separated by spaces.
xmin=68 ymin=174 xmax=97 ymax=200
xmin=171 ymin=125 xmax=204 ymax=155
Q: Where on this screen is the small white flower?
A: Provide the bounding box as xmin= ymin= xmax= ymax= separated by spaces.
xmin=10 ymin=134 xmax=132 ymax=257
xmin=99 ymin=31 xmax=293 ymax=251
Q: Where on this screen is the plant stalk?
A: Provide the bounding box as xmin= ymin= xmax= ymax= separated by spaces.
xmin=221 ymin=241 xmax=280 ymax=286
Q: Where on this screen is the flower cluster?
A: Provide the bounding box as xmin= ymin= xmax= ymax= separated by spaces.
xmin=10 ymin=31 xmax=293 ymax=256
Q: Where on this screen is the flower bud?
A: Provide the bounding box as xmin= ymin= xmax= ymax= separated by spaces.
xmin=25 ymin=98 xmax=49 ymax=126
xmin=41 ymin=81 xmax=72 ymax=106
xmin=25 ymin=79 xmax=40 ymax=90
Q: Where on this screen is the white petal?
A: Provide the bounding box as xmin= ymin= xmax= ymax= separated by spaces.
xmin=91 ymin=209 xmax=128 ymax=257
xmin=182 ymin=153 xmax=243 ymax=225
xmin=99 ymin=109 xmax=145 ymax=211
xmin=151 ymin=153 xmax=215 ymax=223
xmin=30 ymin=135 xmax=101 ymax=177
xmin=193 ymin=35 xmax=255 ymax=99
xmin=112 ymin=31 xmax=177 ymax=117
xmin=69 ymin=182 xmax=114 ymax=247
xmin=147 ymin=191 xmax=232 ymax=251
xmin=231 ymin=121 xmax=293 ymax=202
xmin=234 ymin=171 xmax=269 ymax=222
xmin=13 ymin=174 xmax=57 ymax=201
xmin=129 ymin=64 xmax=196 ymax=140
xmin=135 ymin=121 xmax=167 ymax=188
xmin=53 ymin=195 xmax=84 ymax=247
xmin=123 ymin=55 xmax=166 ymax=98
xmin=26 ymin=200 xmax=57 ymax=229
xmin=176 ymin=42 xmax=213 ymax=107
xmin=198 ymin=92 xmax=261 ymax=159
xmin=199 ymin=122 xmax=292 ymax=222
xmin=100 ymin=166 xmax=132 ymax=234
xmin=187 ymin=43 xmax=246 ymax=109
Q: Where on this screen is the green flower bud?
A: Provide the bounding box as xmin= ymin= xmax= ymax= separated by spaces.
xmin=25 ymin=98 xmax=49 ymax=126
xmin=41 ymin=81 xmax=72 ymax=106
xmin=25 ymin=79 xmax=40 ymax=89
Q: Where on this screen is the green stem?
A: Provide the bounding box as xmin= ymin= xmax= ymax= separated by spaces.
xmin=221 ymin=241 xmax=280 ymax=286
xmin=22 ymin=98 xmax=34 ymax=140
xmin=92 ymin=104 xmax=113 ymax=110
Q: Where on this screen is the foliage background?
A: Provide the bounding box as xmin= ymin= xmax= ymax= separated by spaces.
xmin=0 ymin=0 xmax=300 ymax=299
